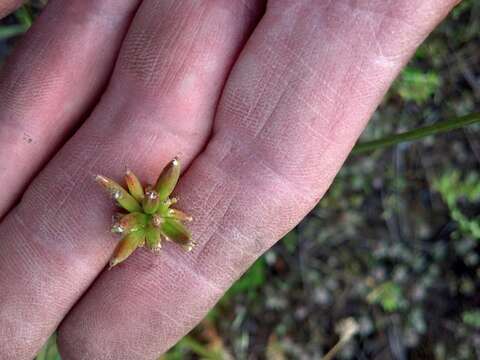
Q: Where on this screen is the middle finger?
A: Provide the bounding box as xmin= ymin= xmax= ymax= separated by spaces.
xmin=0 ymin=0 xmax=263 ymax=358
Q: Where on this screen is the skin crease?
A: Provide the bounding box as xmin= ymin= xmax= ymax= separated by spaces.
xmin=0 ymin=0 xmax=460 ymax=359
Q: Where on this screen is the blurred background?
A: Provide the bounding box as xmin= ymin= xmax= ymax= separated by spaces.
xmin=1 ymin=1 xmax=479 ymax=359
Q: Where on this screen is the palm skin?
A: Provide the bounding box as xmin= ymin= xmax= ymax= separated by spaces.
xmin=0 ymin=0 xmax=459 ymax=359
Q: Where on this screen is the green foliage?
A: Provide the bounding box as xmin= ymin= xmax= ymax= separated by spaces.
xmin=0 ymin=5 xmax=32 ymax=40
xmin=35 ymin=334 xmax=60 ymax=360
xmin=462 ymin=310 xmax=480 ymax=329
xmin=14 ymin=5 xmax=33 ymax=27
xmin=367 ymin=281 xmax=405 ymax=312
xmin=0 ymin=24 xmax=28 ymax=39
xmin=281 ymin=231 xmax=298 ymax=254
xmin=451 ymin=0 xmax=474 ymax=19
xmin=434 ymin=171 xmax=480 ymax=240
xmin=394 ymin=67 xmax=441 ymax=105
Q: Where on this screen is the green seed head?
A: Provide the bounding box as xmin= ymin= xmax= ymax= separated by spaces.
xmin=161 ymin=218 xmax=192 ymax=250
xmin=96 ymin=158 xmax=194 ymax=268
xmin=125 ymin=169 xmax=145 ymax=202
xmin=95 ymin=175 xmax=142 ymax=213
xmin=145 ymin=223 xmax=162 ymax=250
xmin=142 ymin=189 xmax=160 ymax=214
xmin=155 ymin=158 xmax=180 ymax=201
xmin=109 ymin=230 xmax=145 ymax=269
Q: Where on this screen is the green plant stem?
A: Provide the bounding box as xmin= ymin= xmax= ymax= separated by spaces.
xmin=15 ymin=5 xmax=33 ymax=27
xmin=180 ymin=336 xmax=223 ymax=360
xmin=0 ymin=24 xmax=29 ymax=40
xmin=0 ymin=5 xmax=33 ymax=41
xmin=35 ymin=334 xmax=60 ymax=360
xmin=352 ymin=112 xmax=480 ymax=155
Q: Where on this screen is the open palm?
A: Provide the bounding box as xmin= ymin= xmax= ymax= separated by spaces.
xmin=0 ymin=0 xmax=459 ymax=359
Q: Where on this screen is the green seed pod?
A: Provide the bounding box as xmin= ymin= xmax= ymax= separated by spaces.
xmin=156 ymin=197 xmax=178 ymax=217
xmin=169 ymin=209 xmax=193 ymax=222
xmin=161 ymin=218 xmax=194 ymax=251
xmin=96 ymin=175 xmax=142 ymax=212
xmin=109 ymin=230 xmax=145 ymax=268
xmin=150 ymin=214 xmax=164 ymax=227
xmin=112 ymin=212 xmax=148 ymax=234
xmin=155 ymin=158 xmax=180 ymax=201
xmin=125 ymin=169 xmax=144 ymax=202
xmin=142 ymin=189 xmax=160 ymax=214
xmin=145 ymin=223 xmax=162 ymax=250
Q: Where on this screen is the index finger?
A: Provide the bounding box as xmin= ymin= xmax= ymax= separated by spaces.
xmin=0 ymin=0 xmax=22 ymax=18
xmin=0 ymin=0 xmax=141 ymax=217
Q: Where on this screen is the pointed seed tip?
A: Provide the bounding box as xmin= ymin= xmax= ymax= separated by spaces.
xmin=183 ymin=241 xmax=197 ymax=252
xmin=95 ymin=175 xmax=111 ymax=188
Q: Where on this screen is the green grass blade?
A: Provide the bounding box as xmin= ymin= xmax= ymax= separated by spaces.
xmin=35 ymin=334 xmax=61 ymax=360
xmin=178 ymin=336 xmax=223 ymax=360
xmin=14 ymin=5 xmax=33 ymax=28
xmin=353 ymin=112 xmax=480 ymax=155
xmin=0 ymin=24 xmax=29 ymax=40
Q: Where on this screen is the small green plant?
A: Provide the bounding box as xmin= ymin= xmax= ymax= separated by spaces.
xmin=462 ymin=310 xmax=480 ymax=329
xmin=434 ymin=170 xmax=480 ymax=240
xmin=96 ymin=158 xmax=195 ymax=268
xmin=394 ymin=67 xmax=440 ymax=105
xmin=367 ymin=281 xmax=405 ymax=312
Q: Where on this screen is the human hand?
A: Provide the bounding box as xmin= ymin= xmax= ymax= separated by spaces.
xmin=0 ymin=0 xmax=459 ymax=358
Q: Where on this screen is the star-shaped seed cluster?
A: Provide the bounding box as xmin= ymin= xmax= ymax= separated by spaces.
xmin=96 ymin=158 xmax=194 ymax=268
